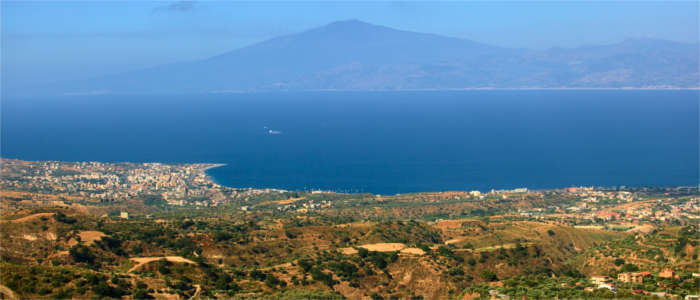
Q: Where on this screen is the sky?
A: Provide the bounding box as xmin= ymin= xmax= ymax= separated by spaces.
xmin=2 ymin=1 xmax=698 ymax=87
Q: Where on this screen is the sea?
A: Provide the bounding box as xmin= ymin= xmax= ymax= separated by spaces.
xmin=2 ymin=90 xmax=698 ymax=194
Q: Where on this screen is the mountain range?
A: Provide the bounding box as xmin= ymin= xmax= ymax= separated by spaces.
xmin=13 ymin=20 xmax=700 ymax=95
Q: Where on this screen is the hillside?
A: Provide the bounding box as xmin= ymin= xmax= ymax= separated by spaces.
xmin=1 ymin=205 xmax=697 ymax=299
xmin=1 ymin=159 xmax=699 ymax=299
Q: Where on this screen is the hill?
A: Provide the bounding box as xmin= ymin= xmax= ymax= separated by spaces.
xmin=16 ymin=20 xmax=699 ymax=96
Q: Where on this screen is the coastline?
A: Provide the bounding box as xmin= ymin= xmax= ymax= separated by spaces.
xmin=200 ymin=163 xmax=226 ymax=172
xmin=2 ymin=157 xmax=697 ymax=196
xmin=8 ymin=87 xmax=699 ymax=99
xmin=201 ymin=163 xmax=227 ymax=187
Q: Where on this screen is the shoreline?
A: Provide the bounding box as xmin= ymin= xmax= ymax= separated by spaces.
xmin=2 ymin=157 xmax=697 ymax=196
xmin=7 ymin=88 xmax=700 ymax=99
xmin=201 ymin=165 xmax=697 ymax=195
xmin=200 ymin=163 xmax=226 ymax=172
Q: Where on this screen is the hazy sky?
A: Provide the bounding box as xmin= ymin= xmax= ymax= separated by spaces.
xmin=2 ymin=1 xmax=698 ymax=87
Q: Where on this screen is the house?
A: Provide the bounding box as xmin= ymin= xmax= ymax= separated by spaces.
xmin=598 ymin=283 xmax=617 ymax=293
xmin=596 ymin=211 xmax=621 ymax=221
xmin=119 ymin=211 xmax=129 ymax=219
xmin=591 ymin=276 xmax=613 ymax=285
xmin=487 ymin=291 xmax=509 ymax=300
xmin=565 ymin=187 xmax=579 ymax=193
xmin=618 ymin=272 xmax=643 ymax=283
xmin=685 ymin=295 xmax=700 ymax=300
xmin=659 ymin=268 xmax=676 ymax=278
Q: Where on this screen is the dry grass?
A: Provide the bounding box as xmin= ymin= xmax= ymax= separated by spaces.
xmin=358 ymin=243 xmax=406 ymax=252
xmin=78 ymin=231 xmax=106 ymax=245
xmin=8 ymin=213 xmax=54 ymax=223
xmin=399 ymin=248 xmax=425 ymax=255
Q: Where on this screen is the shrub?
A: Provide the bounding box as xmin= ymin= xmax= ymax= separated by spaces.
xmin=265 ymin=275 xmax=281 ymax=288
xmin=370 ymin=292 xmax=383 ymax=300
xmin=53 ymin=212 xmax=77 ymax=224
xmin=328 ymin=261 xmax=359 ymax=280
xmin=614 ymin=258 xmax=625 ymax=266
xmin=418 ymin=244 xmax=431 ymax=253
xmin=448 ymin=267 xmax=464 ymax=276
xmin=250 ymin=269 xmax=266 ymax=281
xmin=133 ymin=289 xmax=154 ymax=299
xmin=310 ymin=268 xmax=337 ymax=287
xmin=213 ymin=231 xmax=233 ymax=242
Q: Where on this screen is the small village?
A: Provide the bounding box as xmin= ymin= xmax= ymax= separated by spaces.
xmin=587 ymin=269 xmax=700 ymax=299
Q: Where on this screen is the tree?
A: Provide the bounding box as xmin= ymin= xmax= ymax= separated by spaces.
xmin=298 ymin=259 xmax=314 ymax=273
xmin=215 ymin=277 xmax=228 ymax=290
xmin=358 ymin=247 xmax=369 ymax=258
xmin=142 ymin=194 xmax=166 ymax=206
xmin=620 ymin=263 xmax=639 ymax=272
xmin=69 ymin=245 xmax=95 ymax=265
xmin=614 ymin=258 xmax=625 ymax=266
xmin=250 ymin=269 xmax=266 ymax=281
xmin=265 ymin=275 xmax=281 ymax=288
xmin=92 ymin=282 xmax=125 ymax=298
xmin=370 ymin=292 xmax=383 ymax=300
xmin=481 ymin=270 xmax=498 ymax=282
xmin=157 ymin=261 xmax=171 ymax=275
xmin=438 ymin=246 xmax=454 ymax=258
xmin=133 ymin=289 xmax=154 ymax=299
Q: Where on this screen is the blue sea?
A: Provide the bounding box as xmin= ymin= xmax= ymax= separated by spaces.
xmin=2 ymin=90 xmax=698 ymax=194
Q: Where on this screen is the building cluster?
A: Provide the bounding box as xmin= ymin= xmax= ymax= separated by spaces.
xmin=0 ymin=159 xmax=234 ymax=206
xmin=275 ymin=199 xmax=333 ymax=213
xmin=488 ymin=187 xmax=529 ymax=194
xmin=589 ymin=275 xmax=617 ymax=293
xmin=589 ymin=268 xmax=698 ymax=298
xmin=617 ymin=271 xmax=651 ymax=283
xmin=516 ymin=187 xmax=698 ymax=225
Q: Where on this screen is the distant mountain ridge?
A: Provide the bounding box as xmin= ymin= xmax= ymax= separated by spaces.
xmin=14 ymin=20 xmax=700 ymax=95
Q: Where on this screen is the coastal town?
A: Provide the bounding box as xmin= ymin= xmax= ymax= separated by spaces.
xmin=1 ymin=159 xmax=698 ymax=223
xmin=0 ymin=158 xmax=274 ymax=208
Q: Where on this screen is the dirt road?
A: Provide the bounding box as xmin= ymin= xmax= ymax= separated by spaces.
xmin=127 ymin=256 xmax=197 ymax=273
xmin=0 ymin=284 xmax=19 ymax=300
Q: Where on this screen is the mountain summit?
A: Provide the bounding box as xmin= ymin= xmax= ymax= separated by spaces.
xmin=25 ymin=20 xmax=700 ymax=95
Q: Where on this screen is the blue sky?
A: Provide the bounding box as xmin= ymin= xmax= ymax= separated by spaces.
xmin=2 ymin=1 xmax=698 ymax=87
